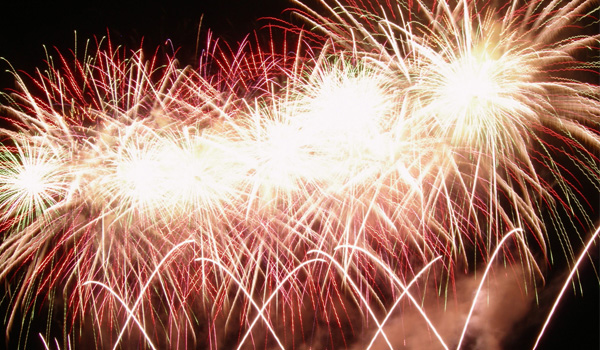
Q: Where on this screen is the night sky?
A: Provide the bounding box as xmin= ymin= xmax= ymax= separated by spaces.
xmin=0 ymin=1 xmax=293 ymax=88
xmin=0 ymin=1 xmax=598 ymax=349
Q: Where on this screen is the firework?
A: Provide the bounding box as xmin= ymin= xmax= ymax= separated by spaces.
xmin=1 ymin=0 xmax=599 ymax=349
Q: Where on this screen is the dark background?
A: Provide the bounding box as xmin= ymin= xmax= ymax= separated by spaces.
xmin=0 ymin=1 xmax=296 ymax=89
xmin=0 ymin=1 xmax=597 ymax=349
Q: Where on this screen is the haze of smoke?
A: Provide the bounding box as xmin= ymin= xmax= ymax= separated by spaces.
xmin=351 ymin=266 xmax=536 ymax=350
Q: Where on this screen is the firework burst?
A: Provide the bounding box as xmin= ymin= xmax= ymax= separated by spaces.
xmin=1 ymin=0 xmax=599 ymax=349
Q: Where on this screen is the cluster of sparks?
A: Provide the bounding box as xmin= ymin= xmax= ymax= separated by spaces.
xmin=0 ymin=0 xmax=599 ymax=349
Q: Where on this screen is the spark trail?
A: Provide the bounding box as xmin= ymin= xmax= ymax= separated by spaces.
xmin=0 ymin=0 xmax=598 ymax=349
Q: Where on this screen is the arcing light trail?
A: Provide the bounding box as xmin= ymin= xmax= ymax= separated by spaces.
xmin=0 ymin=0 xmax=598 ymax=349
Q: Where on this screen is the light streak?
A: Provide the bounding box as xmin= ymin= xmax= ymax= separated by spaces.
xmin=456 ymin=228 xmax=524 ymax=349
xmin=331 ymin=246 xmax=446 ymax=350
xmin=80 ymin=281 xmax=158 ymax=350
xmin=533 ymin=225 xmax=600 ymax=350
xmin=0 ymin=0 xmax=597 ymax=348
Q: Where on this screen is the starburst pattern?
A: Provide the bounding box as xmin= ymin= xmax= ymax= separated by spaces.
xmin=1 ymin=1 xmax=598 ymax=349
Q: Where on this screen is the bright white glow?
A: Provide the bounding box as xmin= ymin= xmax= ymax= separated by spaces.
xmin=16 ymin=164 xmax=49 ymax=195
xmin=0 ymin=143 xmax=68 ymax=223
xmin=441 ymin=56 xmax=499 ymax=112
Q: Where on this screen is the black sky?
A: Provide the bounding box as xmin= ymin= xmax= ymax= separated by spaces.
xmin=0 ymin=1 xmax=293 ymax=89
xmin=0 ymin=1 xmax=597 ymax=349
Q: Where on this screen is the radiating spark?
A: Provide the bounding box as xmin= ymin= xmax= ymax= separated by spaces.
xmin=0 ymin=140 xmax=70 ymax=228
xmin=0 ymin=0 xmax=597 ymax=349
